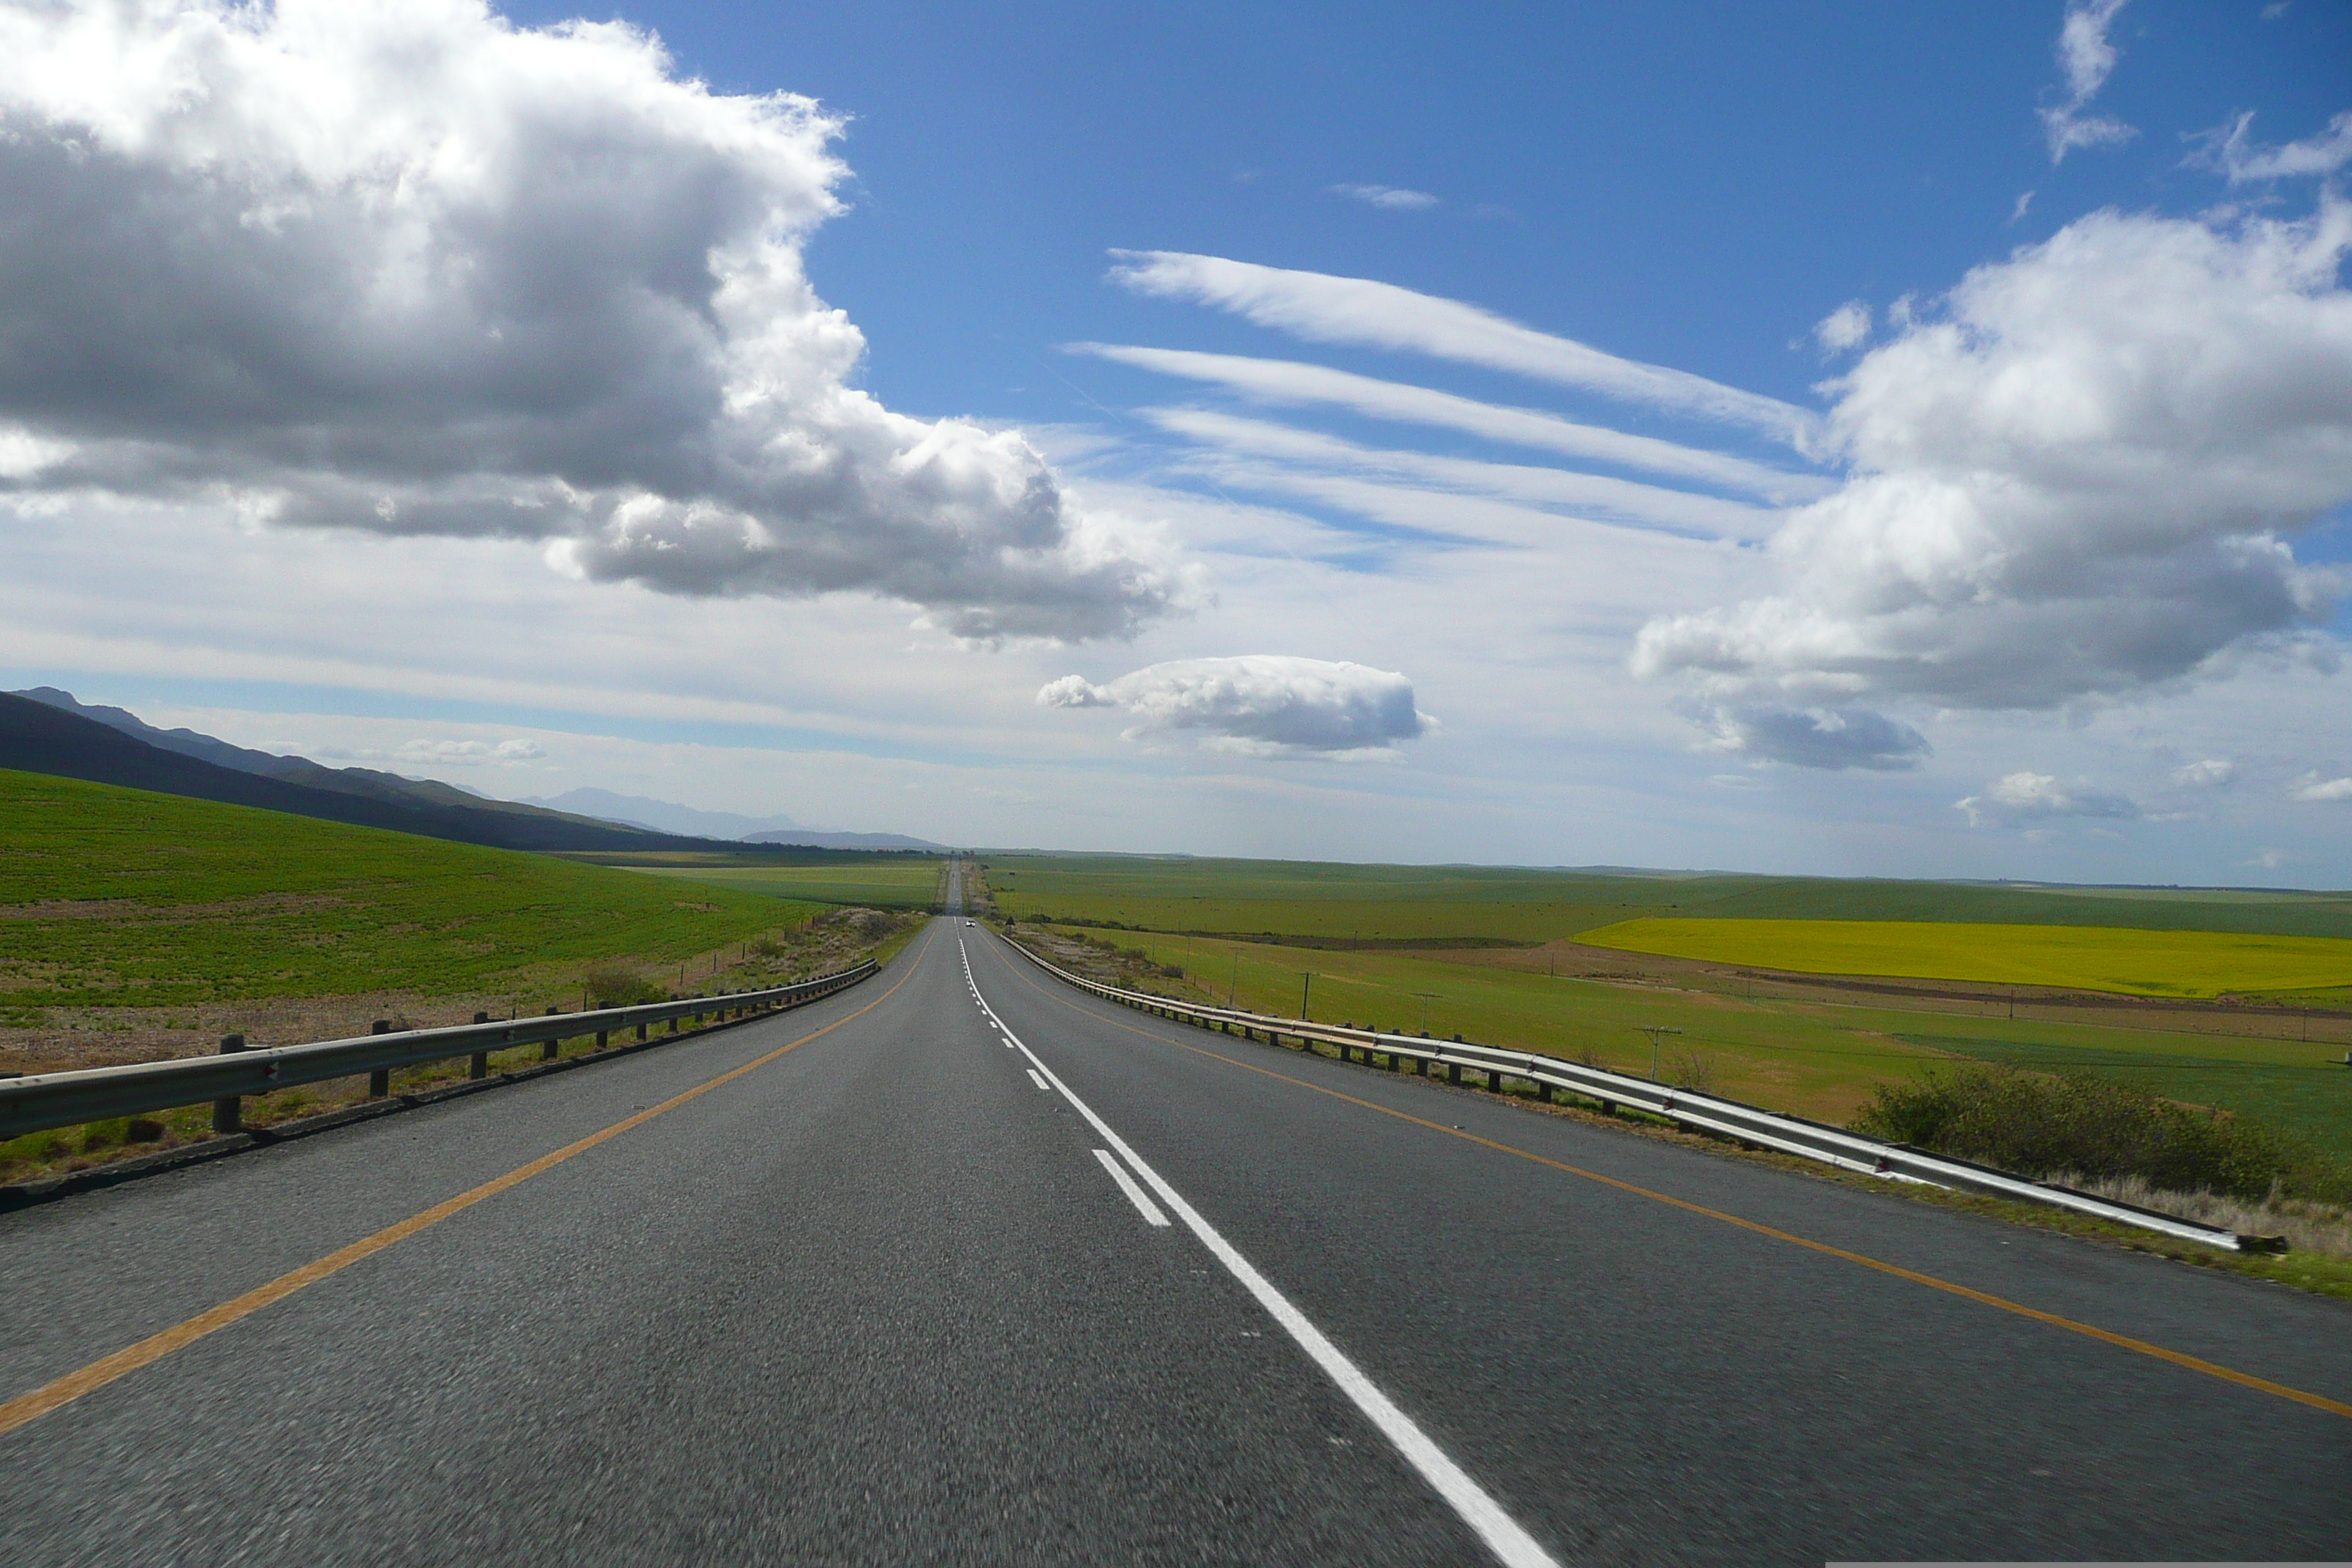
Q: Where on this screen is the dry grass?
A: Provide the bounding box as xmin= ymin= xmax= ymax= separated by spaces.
xmin=2067 ymin=1174 xmax=2352 ymax=1258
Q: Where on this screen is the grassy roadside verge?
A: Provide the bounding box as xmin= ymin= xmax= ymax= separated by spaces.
xmin=1 ymin=770 xmax=868 ymax=1079
xmin=0 ymin=913 xmax=930 ymax=1192
xmin=1016 ymin=921 xmax=2352 ymax=1159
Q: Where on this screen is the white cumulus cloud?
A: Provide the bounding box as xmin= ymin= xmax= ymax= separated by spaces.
xmin=1039 ymin=655 xmax=1432 ymax=758
xmin=1635 ymin=200 xmax=2352 ymax=712
xmin=1814 ymin=301 xmax=1872 ymax=355
xmin=0 ymin=0 xmax=1175 ymax=641
xmin=1957 ymin=771 xmax=2138 ymax=828
xmin=2293 ymin=774 xmax=2352 ymax=803
xmin=2042 ymin=0 xmax=2136 ymax=163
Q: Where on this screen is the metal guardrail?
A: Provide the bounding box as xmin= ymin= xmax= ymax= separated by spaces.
xmin=0 ymin=961 xmax=879 ymax=1142
xmin=1000 ymin=935 xmax=2279 ymax=1254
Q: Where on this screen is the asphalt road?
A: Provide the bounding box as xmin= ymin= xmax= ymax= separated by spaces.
xmin=4 ymin=865 xmax=2348 ymax=1565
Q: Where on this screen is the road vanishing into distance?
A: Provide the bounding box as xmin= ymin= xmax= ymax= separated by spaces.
xmin=4 ymin=858 xmax=2348 ymax=1565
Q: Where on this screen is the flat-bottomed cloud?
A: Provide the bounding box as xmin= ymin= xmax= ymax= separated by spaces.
xmin=0 ymin=0 xmax=1175 ymax=641
xmin=1040 ymin=656 xmax=1432 ymax=758
xmin=1635 ymin=200 xmax=2352 ymax=713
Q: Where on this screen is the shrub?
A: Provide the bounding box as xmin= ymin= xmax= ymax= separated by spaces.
xmin=1852 ymin=1064 xmax=2340 ymax=1202
xmin=1667 ymin=1051 xmax=1716 ymax=1093
xmin=124 ymin=1117 xmax=165 ymax=1143
xmin=580 ymin=965 xmax=668 ymax=1008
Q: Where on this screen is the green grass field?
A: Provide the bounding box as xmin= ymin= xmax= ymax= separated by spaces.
xmin=1580 ymin=917 xmax=2352 ymax=999
xmin=0 ymin=770 xmax=822 ymax=1008
xmin=987 ymin=853 xmax=2352 ymax=944
xmin=584 ymin=855 xmax=945 ymax=910
xmin=992 ymin=852 xmax=2352 ymax=1158
xmin=1069 ymin=926 xmax=2352 ymax=1158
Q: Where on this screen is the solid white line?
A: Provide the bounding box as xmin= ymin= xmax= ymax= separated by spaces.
xmin=962 ymin=940 xmax=1557 ymax=1568
xmin=1025 ymin=1066 xmax=1051 ymax=1093
xmin=1092 ymin=1147 xmax=1172 ymax=1226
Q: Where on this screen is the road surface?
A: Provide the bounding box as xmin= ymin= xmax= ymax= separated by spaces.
xmin=3 ymin=860 xmax=2347 ymax=1564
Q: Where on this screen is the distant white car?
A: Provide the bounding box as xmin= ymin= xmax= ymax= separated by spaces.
xmin=964 ymin=919 xmax=976 ymax=927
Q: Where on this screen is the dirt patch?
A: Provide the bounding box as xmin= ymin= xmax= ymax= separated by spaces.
xmin=1004 ymin=922 xmax=1207 ymax=1001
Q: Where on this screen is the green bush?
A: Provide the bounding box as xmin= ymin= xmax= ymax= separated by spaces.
xmin=1852 ymin=1064 xmax=2342 ymax=1202
xmin=580 ymin=965 xmax=669 ymax=1008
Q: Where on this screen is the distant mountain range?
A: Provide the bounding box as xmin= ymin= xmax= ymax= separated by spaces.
xmin=513 ymin=787 xmax=804 ymax=840
xmin=1 ymin=689 xmax=942 ymax=853
xmin=516 ymin=787 xmax=942 ymax=850
xmin=741 ymin=827 xmax=944 ymax=851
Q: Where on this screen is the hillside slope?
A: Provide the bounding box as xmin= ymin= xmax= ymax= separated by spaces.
xmin=12 ymin=688 xmax=660 ymax=840
xmin=0 ymin=769 xmax=815 ymax=1009
xmin=0 ymin=693 xmax=712 ymax=853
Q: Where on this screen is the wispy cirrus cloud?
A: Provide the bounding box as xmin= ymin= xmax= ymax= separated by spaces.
xmin=2171 ymin=758 xmax=2236 ymax=789
xmin=2190 ymin=110 xmax=2352 ymax=184
xmin=2041 ymin=0 xmax=2136 ymax=162
xmin=1330 ymin=183 xmax=1438 ymax=210
xmin=1106 ymin=252 xmax=1817 ymax=446
xmin=1141 ymin=410 xmax=1778 ymax=540
xmin=1069 ymin=344 xmax=1825 ymax=501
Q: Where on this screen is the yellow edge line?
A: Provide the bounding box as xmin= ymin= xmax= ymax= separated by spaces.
xmin=987 ymin=938 xmax=2352 ymax=1422
xmin=0 ymin=933 xmax=931 ymax=1439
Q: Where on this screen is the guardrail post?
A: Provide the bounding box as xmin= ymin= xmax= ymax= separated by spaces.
xmin=1447 ymin=1061 xmax=1463 ymax=1086
xmin=542 ymin=1003 xmax=560 ymax=1061
xmin=212 ymin=1034 xmax=246 ymax=1133
xmin=368 ymin=1020 xmax=392 ymax=1096
xmin=597 ymin=1028 xmax=609 ymax=1049
xmin=1539 ymin=1079 xmax=1556 ymax=1104
xmin=470 ymin=1012 xmax=491 ymax=1079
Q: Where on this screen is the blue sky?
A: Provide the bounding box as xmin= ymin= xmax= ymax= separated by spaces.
xmin=1 ymin=0 xmax=2349 ymax=882
xmin=505 ymin=0 xmax=2348 ymax=418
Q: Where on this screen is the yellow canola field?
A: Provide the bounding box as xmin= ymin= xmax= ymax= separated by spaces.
xmin=1575 ymin=917 xmax=2352 ymax=999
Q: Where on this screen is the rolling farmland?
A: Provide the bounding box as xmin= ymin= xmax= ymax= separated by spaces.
xmin=570 ymin=851 xmax=946 ymax=911
xmin=988 ymin=853 xmax=2352 ymax=1157
xmin=1580 ymin=917 xmax=2352 ymax=999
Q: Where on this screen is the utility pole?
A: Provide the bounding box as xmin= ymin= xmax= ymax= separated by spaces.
xmin=1301 ymin=972 xmax=1313 ymax=1021
xmin=1640 ymin=1025 xmax=1684 ymax=1082
xmin=1229 ymin=949 xmax=1239 ymax=1008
